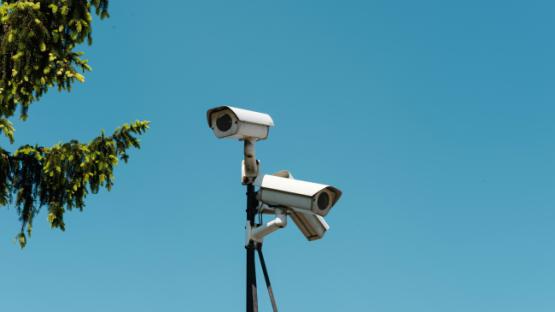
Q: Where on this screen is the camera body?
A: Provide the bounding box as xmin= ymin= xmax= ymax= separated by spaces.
xmin=207 ymin=106 xmax=274 ymax=140
xmin=257 ymin=175 xmax=342 ymax=217
xmin=257 ymin=172 xmax=341 ymax=241
xmin=289 ymin=210 xmax=329 ymax=241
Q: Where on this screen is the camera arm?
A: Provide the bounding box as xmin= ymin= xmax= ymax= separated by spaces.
xmin=247 ymin=208 xmax=287 ymax=245
xmin=242 ymin=138 xmax=259 ymax=184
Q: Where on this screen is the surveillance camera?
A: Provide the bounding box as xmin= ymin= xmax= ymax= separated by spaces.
xmin=257 ymin=175 xmax=342 ymax=217
xmin=257 ymin=203 xmax=328 ymax=241
xmin=289 ymin=210 xmax=329 ymax=241
xmin=207 ymin=106 xmax=274 ymax=140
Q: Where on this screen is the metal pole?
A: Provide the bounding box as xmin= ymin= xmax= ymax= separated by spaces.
xmin=257 ymin=244 xmax=279 ymax=312
xmin=246 ymin=183 xmax=258 ymax=312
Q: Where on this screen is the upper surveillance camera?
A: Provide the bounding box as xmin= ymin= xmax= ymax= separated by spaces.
xmin=207 ymin=106 xmax=274 ymax=140
xmin=257 ymin=175 xmax=342 ymax=217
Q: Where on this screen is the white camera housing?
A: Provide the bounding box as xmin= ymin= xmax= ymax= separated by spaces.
xmin=258 ymin=203 xmax=329 ymax=241
xmin=207 ymin=106 xmax=274 ymax=141
xmin=257 ymin=175 xmax=342 ymax=217
xmin=289 ymin=210 xmax=329 ymax=241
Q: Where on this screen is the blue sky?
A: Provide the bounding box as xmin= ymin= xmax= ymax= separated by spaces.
xmin=1 ymin=0 xmax=555 ymax=311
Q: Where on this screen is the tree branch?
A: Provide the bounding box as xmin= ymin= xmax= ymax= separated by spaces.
xmin=1 ymin=120 xmax=149 ymax=247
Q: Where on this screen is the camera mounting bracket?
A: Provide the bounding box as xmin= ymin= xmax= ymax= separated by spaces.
xmin=246 ymin=208 xmax=287 ymax=245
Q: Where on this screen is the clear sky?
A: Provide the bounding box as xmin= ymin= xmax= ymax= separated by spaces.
xmin=1 ymin=0 xmax=555 ymax=311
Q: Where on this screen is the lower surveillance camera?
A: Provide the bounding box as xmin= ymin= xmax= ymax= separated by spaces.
xmin=257 ymin=203 xmax=329 ymax=241
xmin=289 ymin=210 xmax=329 ymax=241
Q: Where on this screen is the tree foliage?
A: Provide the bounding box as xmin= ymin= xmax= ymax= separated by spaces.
xmin=0 ymin=0 xmax=149 ymax=247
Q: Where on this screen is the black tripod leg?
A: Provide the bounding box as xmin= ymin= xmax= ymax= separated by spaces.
xmin=247 ymin=243 xmax=258 ymax=312
xmin=256 ymin=244 xmax=279 ymax=312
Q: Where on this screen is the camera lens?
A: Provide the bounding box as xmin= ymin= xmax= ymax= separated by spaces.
xmin=317 ymin=192 xmax=330 ymax=211
xmin=216 ymin=114 xmax=233 ymax=132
